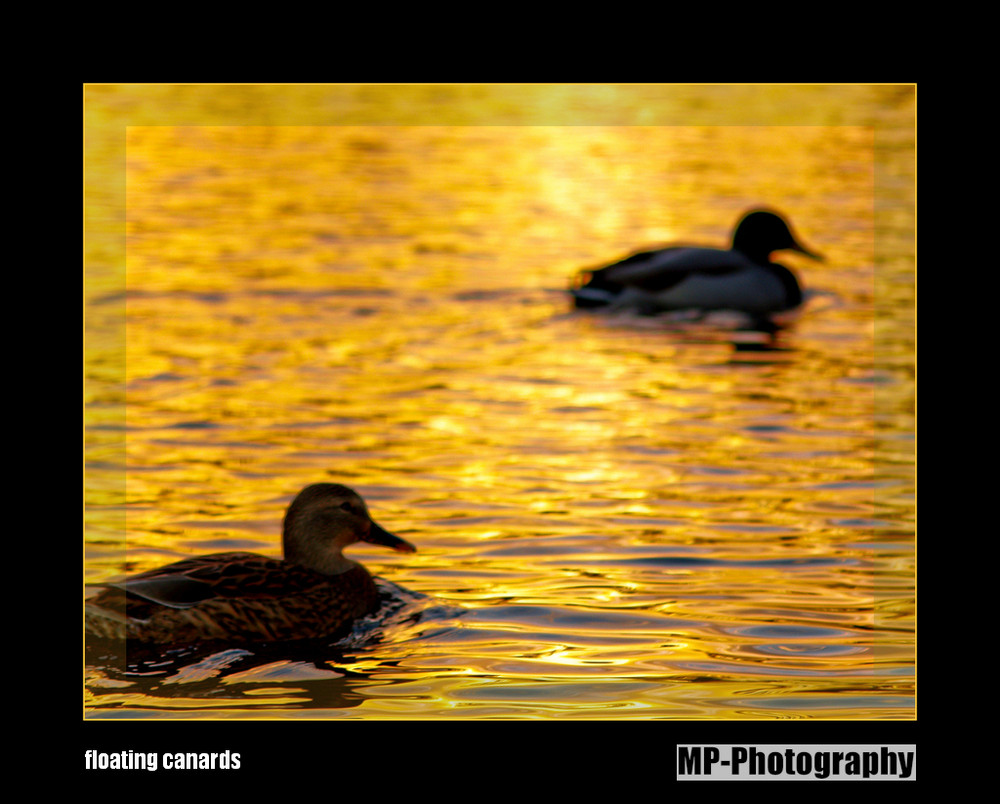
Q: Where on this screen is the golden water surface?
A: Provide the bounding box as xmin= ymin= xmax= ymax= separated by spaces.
xmin=84 ymin=85 xmax=915 ymax=720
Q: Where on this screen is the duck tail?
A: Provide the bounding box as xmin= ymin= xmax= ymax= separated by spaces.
xmin=85 ymin=601 xmax=128 ymax=640
xmin=570 ymin=268 xmax=621 ymax=308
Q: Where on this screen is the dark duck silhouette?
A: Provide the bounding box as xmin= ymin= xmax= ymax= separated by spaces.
xmin=571 ymin=208 xmax=823 ymax=316
xmin=85 ymin=483 xmax=417 ymax=644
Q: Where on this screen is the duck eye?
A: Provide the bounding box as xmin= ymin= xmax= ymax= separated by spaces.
xmin=339 ymin=502 xmax=356 ymax=514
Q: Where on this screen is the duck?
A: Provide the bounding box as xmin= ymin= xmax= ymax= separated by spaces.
xmin=85 ymin=483 xmax=417 ymax=644
xmin=570 ymin=209 xmax=823 ymax=316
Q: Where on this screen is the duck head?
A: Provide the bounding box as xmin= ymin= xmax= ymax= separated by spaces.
xmin=732 ymin=209 xmax=824 ymax=264
xmin=282 ymin=483 xmax=416 ymax=575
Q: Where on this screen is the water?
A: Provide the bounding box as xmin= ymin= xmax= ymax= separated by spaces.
xmin=84 ymin=85 xmax=915 ymax=721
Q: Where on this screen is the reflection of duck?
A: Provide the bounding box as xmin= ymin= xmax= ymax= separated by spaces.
xmin=85 ymin=483 xmax=416 ymax=644
xmin=571 ymin=209 xmax=822 ymax=316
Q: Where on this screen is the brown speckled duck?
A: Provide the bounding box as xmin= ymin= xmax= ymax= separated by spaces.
xmin=85 ymin=483 xmax=416 ymax=644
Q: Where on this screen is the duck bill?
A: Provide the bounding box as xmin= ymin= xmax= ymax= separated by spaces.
xmin=364 ymin=520 xmax=417 ymax=553
xmin=792 ymin=241 xmax=825 ymax=262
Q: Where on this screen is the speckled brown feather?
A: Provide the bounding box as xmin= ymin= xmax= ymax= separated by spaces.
xmin=86 ymin=554 xmax=380 ymax=643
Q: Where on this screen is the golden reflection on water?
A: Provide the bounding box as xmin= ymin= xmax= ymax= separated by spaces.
xmin=85 ymin=87 xmax=914 ymax=720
